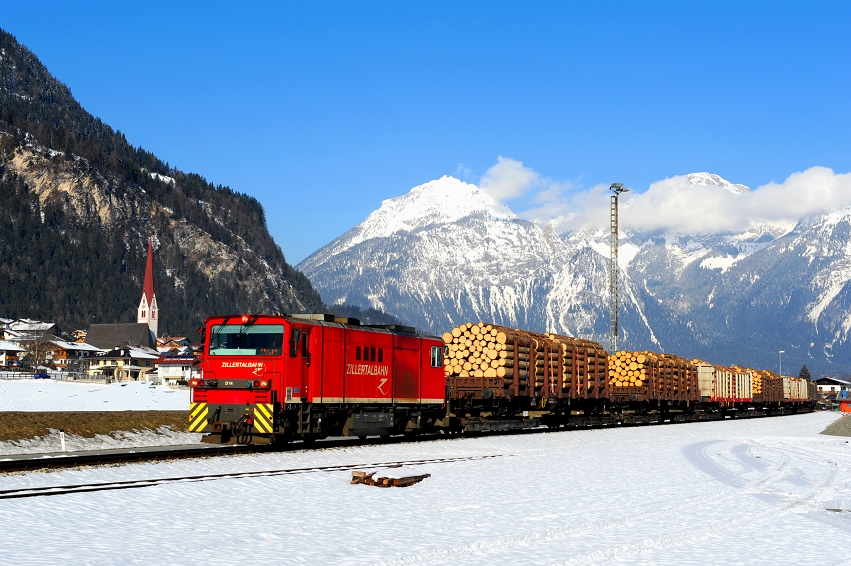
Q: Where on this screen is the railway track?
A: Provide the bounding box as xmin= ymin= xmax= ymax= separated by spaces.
xmin=0 ymin=454 xmax=501 ymax=500
xmin=0 ymin=409 xmax=810 ymax=474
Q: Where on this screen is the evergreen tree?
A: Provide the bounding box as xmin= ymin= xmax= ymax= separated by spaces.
xmin=798 ymin=364 xmax=812 ymax=381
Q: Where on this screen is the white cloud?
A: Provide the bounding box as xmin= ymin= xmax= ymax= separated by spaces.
xmin=479 ymin=156 xmax=539 ymax=201
xmin=509 ymin=166 xmax=851 ymax=235
xmin=620 ymin=167 xmax=851 ymax=234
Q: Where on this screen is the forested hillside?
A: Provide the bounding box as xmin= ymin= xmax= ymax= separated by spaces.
xmin=0 ymin=29 xmax=324 ymax=334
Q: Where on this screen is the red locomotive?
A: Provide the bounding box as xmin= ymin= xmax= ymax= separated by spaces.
xmin=189 ymin=313 xmax=447 ymax=444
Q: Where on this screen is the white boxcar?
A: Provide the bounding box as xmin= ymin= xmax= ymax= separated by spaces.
xmin=696 ymin=364 xmax=752 ymax=402
xmin=783 ymin=377 xmax=809 ymax=401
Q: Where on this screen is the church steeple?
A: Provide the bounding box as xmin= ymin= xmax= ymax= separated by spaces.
xmin=137 ymin=236 xmax=158 ymax=337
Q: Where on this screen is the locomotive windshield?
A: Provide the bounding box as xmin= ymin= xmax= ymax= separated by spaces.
xmin=208 ymin=324 xmax=284 ymax=356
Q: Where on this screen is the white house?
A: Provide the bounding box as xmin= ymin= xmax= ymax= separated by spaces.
xmin=814 ymin=377 xmax=851 ymax=395
xmin=0 ymin=339 xmax=25 ymax=367
xmin=150 ymin=355 xmax=198 ymax=386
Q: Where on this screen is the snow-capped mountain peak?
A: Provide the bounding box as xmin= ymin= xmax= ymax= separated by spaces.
xmin=337 ymin=175 xmax=514 ymax=251
xmin=687 ymin=172 xmax=750 ymax=194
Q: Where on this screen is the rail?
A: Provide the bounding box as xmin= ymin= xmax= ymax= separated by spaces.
xmin=0 ymin=455 xmax=501 ymax=500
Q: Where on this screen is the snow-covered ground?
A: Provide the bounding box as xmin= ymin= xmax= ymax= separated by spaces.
xmin=1 ymin=412 xmax=849 ymax=565
xmin=0 ymin=378 xmax=190 ymax=411
xmin=0 ymin=426 xmax=202 ymax=456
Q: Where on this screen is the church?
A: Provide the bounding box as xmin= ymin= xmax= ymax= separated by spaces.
xmin=136 ymin=236 xmax=159 ymax=336
xmin=85 ymin=236 xmax=159 ymax=351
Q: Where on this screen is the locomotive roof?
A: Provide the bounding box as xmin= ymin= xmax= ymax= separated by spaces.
xmin=204 ymin=313 xmax=439 ymax=340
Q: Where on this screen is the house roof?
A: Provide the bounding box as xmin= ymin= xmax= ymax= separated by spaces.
xmin=9 ymin=321 xmax=57 ymax=333
xmin=152 ymin=355 xmax=198 ymax=366
xmin=96 ymin=347 xmax=158 ymax=360
xmin=48 ymin=339 xmax=102 ymax=353
xmin=815 ymin=377 xmax=851 ymax=386
xmin=0 ymin=340 xmax=25 ymax=352
xmin=85 ymin=323 xmax=156 ymax=350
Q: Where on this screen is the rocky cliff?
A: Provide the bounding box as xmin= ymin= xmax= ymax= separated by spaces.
xmin=0 ymin=29 xmax=323 ymax=334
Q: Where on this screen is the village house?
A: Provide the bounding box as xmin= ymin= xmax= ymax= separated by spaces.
xmin=7 ymin=319 xmax=61 ymax=340
xmin=157 ymin=336 xmax=191 ymax=356
xmin=86 ymin=347 xmax=158 ymax=382
xmin=45 ymin=339 xmax=102 ymax=371
xmin=0 ymin=339 xmax=25 ymax=368
xmin=150 ymin=354 xmax=199 ymax=386
xmin=814 ymin=376 xmax=850 ymax=396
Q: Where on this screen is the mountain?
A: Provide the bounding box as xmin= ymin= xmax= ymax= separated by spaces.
xmin=0 ymin=29 xmax=324 ymax=334
xmin=298 ymin=176 xmax=658 ymax=346
xmin=299 ymin=173 xmax=851 ymax=375
xmin=686 ymin=172 xmax=750 ymax=194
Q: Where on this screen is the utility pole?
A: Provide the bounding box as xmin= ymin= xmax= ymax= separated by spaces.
xmin=609 ymin=183 xmax=629 ymax=354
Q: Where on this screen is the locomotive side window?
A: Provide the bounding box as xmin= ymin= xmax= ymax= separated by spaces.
xmin=302 ymin=330 xmax=311 ymax=364
xmin=209 ymin=324 xmax=284 ymax=357
xmin=289 ymin=327 xmax=301 ymax=358
xmin=430 ymin=345 xmax=443 ymax=368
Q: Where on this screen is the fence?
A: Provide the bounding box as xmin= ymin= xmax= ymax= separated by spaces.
xmin=0 ymin=370 xmax=99 ymax=381
xmin=0 ymin=371 xmax=28 ymax=379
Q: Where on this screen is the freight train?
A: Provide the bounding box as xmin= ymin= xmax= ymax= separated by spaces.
xmin=188 ymin=313 xmax=817 ymax=444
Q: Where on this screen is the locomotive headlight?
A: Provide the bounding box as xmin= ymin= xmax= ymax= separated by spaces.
xmin=246 ymin=380 xmax=253 ymax=388
xmin=259 ymin=379 xmax=269 ymax=388
xmin=189 ymin=378 xmax=199 ymax=388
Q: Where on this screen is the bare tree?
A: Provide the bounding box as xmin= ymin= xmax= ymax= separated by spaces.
xmin=21 ymin=332 xmax=54 ymax=371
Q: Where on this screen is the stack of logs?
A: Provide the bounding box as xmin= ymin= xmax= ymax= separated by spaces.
xmin=608 ymin=350 xmax=697 ymax=400
xmin=442 ymin=322 xmax=509 ymax=379
xmin=738 ymin=366 xmax=782 ymax=402
xmin=442 ymin=322 xmax=608 ymax=398
xmin=543 ymin=332 xmax=608 ymax=397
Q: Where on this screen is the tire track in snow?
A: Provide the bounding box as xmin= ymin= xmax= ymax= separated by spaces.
xmin=545 ymin=449 xmax=844 ymax=565
xmin=366 ymin=490 xmax=729 ymax=566
xmin=545 ymin=502 xmax=798 ymax=566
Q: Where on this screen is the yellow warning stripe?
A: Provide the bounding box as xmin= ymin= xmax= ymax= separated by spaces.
xmin=190 ymin=402 xmax=206 ymax=420
xmin=189 ymin=404 xmax=209 ymax=432
xmin=253 ymin=406 xmax=273 ymax=433
xmin=255 ymin=403 xmax=273 ymax=420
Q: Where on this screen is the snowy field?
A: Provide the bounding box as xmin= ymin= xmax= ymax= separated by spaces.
xmin=0 ymin=426 xmax=202 ymax=456
xmin=0 ymin=378 xmax=190 ymax=411
xmin=0 ymin=379 xmax=198 ymax=455
xmin=1 ymin=412 xmax=849 ymax=565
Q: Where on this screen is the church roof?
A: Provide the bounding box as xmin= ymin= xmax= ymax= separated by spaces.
xmin=85 ymin=323 xmax=156 ymax=350
xmin=143 ymin=236 xmax=155 ymax=301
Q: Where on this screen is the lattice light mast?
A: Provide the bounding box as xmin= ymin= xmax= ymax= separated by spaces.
xmin=609 ymin=183 xmax=629 ymax=354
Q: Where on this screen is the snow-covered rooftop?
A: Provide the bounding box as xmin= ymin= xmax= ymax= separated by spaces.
xmin=0 ymin=339 xmax=25 ymax=352
xmin=47 ymin=339 xmax=102 ymax=353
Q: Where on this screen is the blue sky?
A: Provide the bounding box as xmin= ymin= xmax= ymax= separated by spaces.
xmin=3 ymin=2 xmax=850 ymax=263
